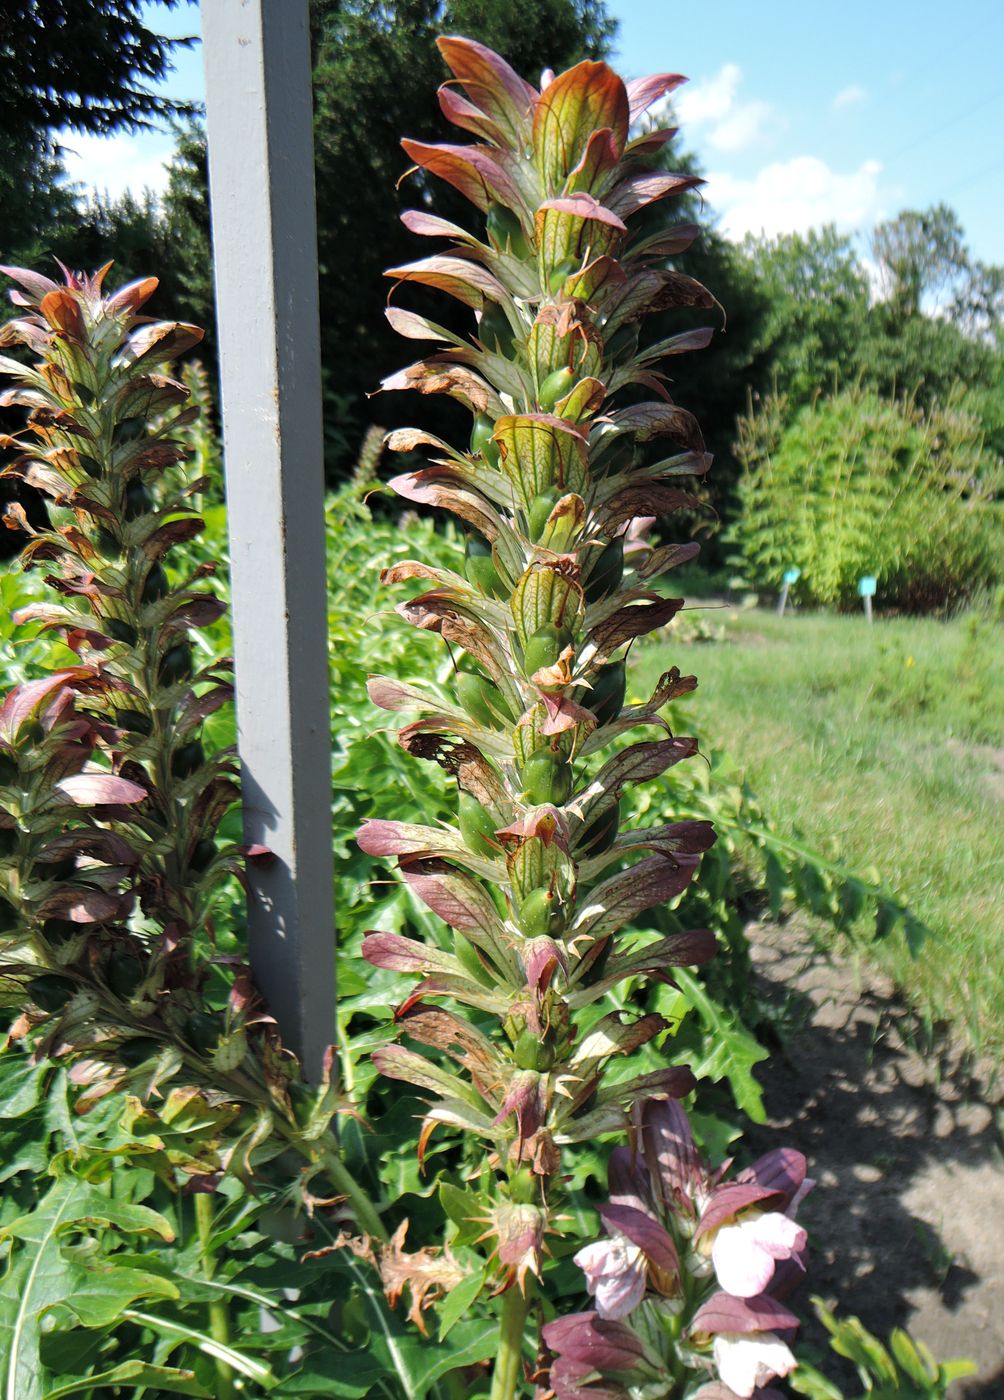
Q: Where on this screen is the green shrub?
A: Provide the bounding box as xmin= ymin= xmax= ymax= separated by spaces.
xmin=730 ymin=386 xmax=1003 ymax=611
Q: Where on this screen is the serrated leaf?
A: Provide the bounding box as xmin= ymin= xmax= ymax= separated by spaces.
xmin=674 ymin=969 xmax=768 ymax=1122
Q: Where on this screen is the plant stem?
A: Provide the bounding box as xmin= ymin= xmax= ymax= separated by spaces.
xmin=195 ymin=1192 xmax=236 ymax=1400
xmin=316 ymin=1143 xmax=389 ymax=1241
xmin=489 ymin=1287 xmax=529 ymax=1400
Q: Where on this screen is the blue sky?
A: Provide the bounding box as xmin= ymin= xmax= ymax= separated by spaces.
xmin=59 ymin=0 xmax=1004 ymax=265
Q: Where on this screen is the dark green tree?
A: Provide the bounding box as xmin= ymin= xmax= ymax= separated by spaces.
xmin=744 ymin=226 xmax=870 ymax=401
xmin=157 ymin=121 xmax=214 ymax=347
xmin=0 ymin=0 xmax=195 ymax=144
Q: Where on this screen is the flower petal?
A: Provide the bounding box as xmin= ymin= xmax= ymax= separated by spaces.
xmin=712 ymin=1333 xmax=796 ymax=1399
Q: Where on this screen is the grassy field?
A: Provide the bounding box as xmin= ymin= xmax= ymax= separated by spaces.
xmin=638 ymin=601 xmax=1004 ymax=1055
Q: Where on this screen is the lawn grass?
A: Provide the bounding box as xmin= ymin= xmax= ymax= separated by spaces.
xmin=638 ymin=602 xmax=1004 ymax=1054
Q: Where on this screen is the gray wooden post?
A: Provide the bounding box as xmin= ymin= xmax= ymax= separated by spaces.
xmin=202 ymin=0 xmax=335 ymax=1076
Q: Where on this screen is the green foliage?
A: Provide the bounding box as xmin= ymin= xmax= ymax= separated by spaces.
xmin=744 ymin=226 xmax=870 ymax=404
xmin=730 ymin=385 xmax=1003 ymax=611
xmin=792 ymin=1299 xmax=975 ymax=1399
xmin=738 ymin=215 xmax=1004 ymax=475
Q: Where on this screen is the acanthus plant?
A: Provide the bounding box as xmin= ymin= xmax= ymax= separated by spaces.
xmin=0 ymin=263 xmax=380 ymax=1233
xmin=356 ymin=36 xmax=770 ymax=1398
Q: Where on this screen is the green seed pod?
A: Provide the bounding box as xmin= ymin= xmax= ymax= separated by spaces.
xmin=457 ymin=673 xmax=497 ymax=730
xmin=514 ymin=1026 xmax=556 ymax=1071
xmin=458 ymin=671 xmax=514 ymax=728
xmin=527 ymin=487 xmax=560 ymax=542
xmin=104 ymin=617 xmax=138 ymax=646
xmin=158 ymin=643 xmax=193 ymax=687
xmin=486 ymin=203 xmax=530 ymax=259
xmin=28 ymin=973 xmax=75 ymax=1012
xmin=478 ymin=302 xmax=516 ymax=358
xmin=521 ymin=748 xmax=573 ymax=806
xmin=124 ymin=479 xmax=154 ymax=520
xmin=464 ymin=534 xmax=506 ymax=598
xmin=523 ymin=624 xmax=574 ymax=678
xmin=106 ymin=951 xmax=144 ymax=999
xmin=516 ymin=886 xmax=566 ymax=938
xmin=458 ymin=792 xmax=499 ymax=858
xmin=171 ymin=740 xmax=204 ymax=779
xmin=577 ymin=801 xmax=620 ymax=856
xmin=453 ymin=930 xmax=495 ymax=987
xmin=116 ymin=708 xmax=152 ymax=737
xmin=589 ymin=661 xmax=626 ymax=726
xmin=186 ymin=1010 xmax=223 ymax=1055
xmin=119 ymin=1036 xmax=161 ymax=1068
xmin=537 ymin=366 xmax=576 ymax=410
xmin=141 ymin=562 xmax=169 ymax=603
xmin=469 ymin=413 xmax=500 ymax=468
xmin=465 ymin=554 xmax=506 ymax=597
xmin=584 ymin=537 xmax=624 ymax=604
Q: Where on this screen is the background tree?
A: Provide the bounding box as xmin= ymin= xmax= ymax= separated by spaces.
xmin=871 ymin=203 xmax=970 ymax=325
xmin=0 ymin=0 xmax=194 ymax=144
xmin=745 ymin=227 xmax=870 ymax=402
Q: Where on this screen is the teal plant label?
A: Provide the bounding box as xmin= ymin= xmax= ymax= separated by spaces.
xmin=858 ymin=575 xmax=877 ymax=597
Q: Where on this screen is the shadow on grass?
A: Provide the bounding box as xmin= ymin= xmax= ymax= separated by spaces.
xmin=741 ymin=920 xmax=1003 ymax=1398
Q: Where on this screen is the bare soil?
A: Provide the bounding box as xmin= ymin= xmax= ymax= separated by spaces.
xmin=744 ymin=920 xmax=1004 ymax=1398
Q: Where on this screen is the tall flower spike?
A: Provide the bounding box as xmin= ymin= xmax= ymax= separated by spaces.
xmin=361 ymin=39 xmax=720 ymax=1391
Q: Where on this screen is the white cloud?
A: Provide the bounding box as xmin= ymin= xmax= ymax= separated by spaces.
xmin=674 ymin=63 xmax=774 ymax=153
xmin=709 ymin=156 xmax=885 ymax=242
xmin=833 ymin=84 xmax=866 ymax=110
xmin=55 ymin=130 xmax=174 ymax=205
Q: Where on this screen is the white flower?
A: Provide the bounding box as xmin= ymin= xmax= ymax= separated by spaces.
xmin=711 ymin=1210 xmax=806 ymax=1297
xmin=573 ymin=1232 xmax=647 ymax=1319
xmin=712 ymin=1330 xmax=797 ymax=1397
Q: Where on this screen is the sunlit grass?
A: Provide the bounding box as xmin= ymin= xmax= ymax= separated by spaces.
xmin=638 ymin=602 xmax=1004 ymax=1052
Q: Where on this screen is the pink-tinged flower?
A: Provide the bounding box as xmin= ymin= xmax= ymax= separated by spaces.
xmin=573 ymin=1233 xmax=647 ymax=1319
xmin=692 ymin=1292 xmax=799 ymax=1400
xmin=711 ymin=1332 xmax=797 ymax=1398
xmin=710 ymin=1211 xmax=807 ymax=1298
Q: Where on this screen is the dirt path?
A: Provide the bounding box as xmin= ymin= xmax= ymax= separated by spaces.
xmin=744 ymin=920 xmax=1004 ymax=1398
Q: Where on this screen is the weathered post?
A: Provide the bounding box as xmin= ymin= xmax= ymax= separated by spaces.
xmin=201 ymin=0 xmax=335 ymax=1075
